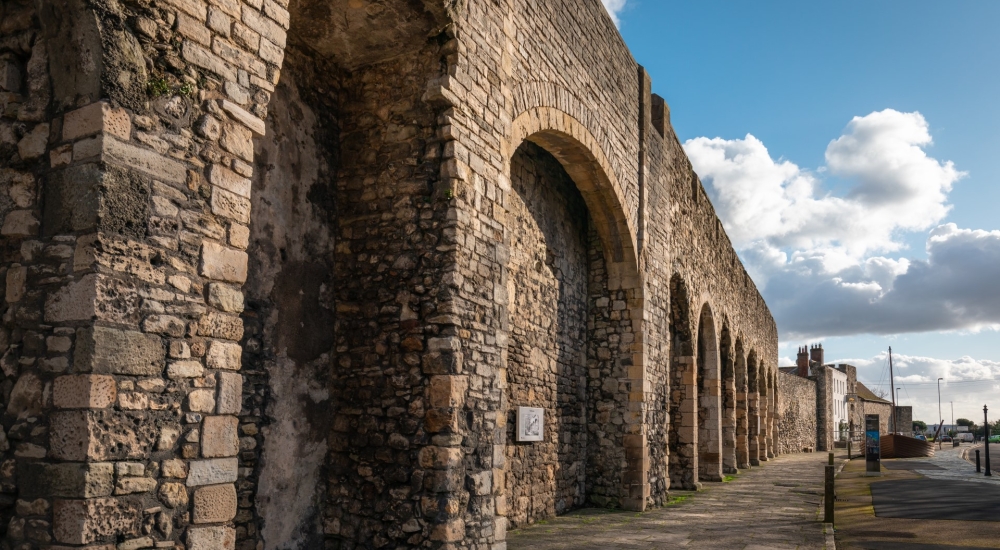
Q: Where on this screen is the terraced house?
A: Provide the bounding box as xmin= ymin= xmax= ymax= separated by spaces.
xmin=0 ymin=0 xmax=792 ymax=548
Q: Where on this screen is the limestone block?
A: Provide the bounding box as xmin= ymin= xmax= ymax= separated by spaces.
xmin=187 ymin=458 xmax=238 ymax=486
xmin=162 ymin=0 xmax=207 ymax=20
xmin=167 ymin=360 xmax=204 ymax=379
xmin=229 ymin=223 xmax=250 ymax=249
xmin=141 ymin=314 xmax=186 ymax=337
xmin=211 ymin=186 xmax=251 ymax=223
xmin=102 ymin=136 xmax=186 ymax=184
xmin=114 ymin=476 xmax=156 ymax=495
xmin=44 ymin=274 xmax=98 ymax=322
xmin=176 ymin=12 xmax=212 ymax=46
xmin=192 ymin=483 xmax=237 ymax=523
xmin=158 ymin=482 xmax=189 ymax=508
xmin=62 ymin=102 xmax=131 ymax=142
xmin=241 ymin=7 xmax=286 ymax=48
xmin=17 ymin=462 xmax=114 ymax=498
xmin=187 ymin=389 xmax=216 ymax=412
xmin=1 ymin=209 xmax=39 ymax=236
xmin=16 ymin=122 xmax=48 ymax=160
xmin=75 ymin=326 xmax=165 ymax=376
xmin=216 ymin=372 xmax=242 ymax=414
xmin=53 ymin=374 xmax=117 ymax=409
xmin=182 ymin=40 xmax=237 ymax=82
xmin=201 ymin=416 xmax=239 ymax=457
xmin=162 ymin=459 xmax=188 ymax=479
xmin=4 ymin=264 xmax=25 ymax=302
xmin=220 ymin=99 xmax=265 ymax=135
xmin=207 ymin=283 xmax=245 ymax=313
xmin=205 ymin=339 xmax=242 ymax=370
xmin=50 ymin=410 xmax=171 ymax=461
xmin=187 ymin=525 xmax=236 ymax=550
xmin=219 ymin=120 xmax=253 ymax=161
xmin=5 ymin=372 xmax=42 ymax=419
xmin=207 ymin=164 xmax=251 ymax=198
xmin=417 ymin=446 xmax=462 ymax=469
xmin=52 ymin=497 xmax=141 ymax=545
xmin=428 ymin=375 xmax=468 ymax=408
xmin=430 ymin=519 xmax=465 ymax=542
xmin=200 ymin=241 xmax=248 ymax=283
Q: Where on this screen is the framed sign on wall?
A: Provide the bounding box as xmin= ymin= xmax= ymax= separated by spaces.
xmin=516 ymin=406 xmax=544 ymax=442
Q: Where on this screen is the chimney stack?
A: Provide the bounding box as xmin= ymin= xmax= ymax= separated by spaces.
xmin=796 ymin=346 xmax=809 ymax=377
xmin=810 ymin=343 xmax=824 ymax=368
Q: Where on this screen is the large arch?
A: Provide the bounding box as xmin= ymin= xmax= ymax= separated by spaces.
xmin=719 ymin=324 xmax=737 ymax=474
xmin=501 ymin=108 xmax=647 ymax=515
xmin=734 ymin=338 xmax=751 ymax=469
xmin=747 ymin=350 xmax=761 ymax=467
xmin=696 ymin=303 xmax=723 ymax=482
xmin=668 ymin=274 xmax=697 ymax=490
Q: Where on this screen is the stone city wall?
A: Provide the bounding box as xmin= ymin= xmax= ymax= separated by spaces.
xmin=777 ymin=372 xmax=817 ymax=454
xmin=864 ymin=401 xmax=893 ymax=435
xmin=0 ymin=0 xmax=792 ymax=548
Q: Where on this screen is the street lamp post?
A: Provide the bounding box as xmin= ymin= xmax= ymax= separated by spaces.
xmin=984 ymin=405 xmax=991 ymax=477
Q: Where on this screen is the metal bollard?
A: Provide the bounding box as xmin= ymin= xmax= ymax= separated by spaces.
xmin=976 ymin=449 xmax=981 ymax=473
xmin=824 ymin=464 xmax=835 ymax=524
xmin=848 ymin=440 xmax=852 ymax=459
xmin=829 ymin=452 xmax=834 ymax=466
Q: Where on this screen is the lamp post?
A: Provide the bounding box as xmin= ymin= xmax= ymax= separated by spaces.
xmin=938 ymin=378 xmax=944 ymax=449
xmin=984 ymin=405 xmax=991 ymax=477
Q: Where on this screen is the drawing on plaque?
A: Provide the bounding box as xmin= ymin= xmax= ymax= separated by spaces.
xmin=517 ymin=406 xmax=544 ymax=442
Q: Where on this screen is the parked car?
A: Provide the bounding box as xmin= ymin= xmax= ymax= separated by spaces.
xmin=941 ymin=435 xmax=952 ymax=442
xmin=914 ymin=434 xmax=927 ymax=441
xmin=990 ymin=434 xmax=1000 ymax=443
xmin=958 ymin=433 xmax=975 ymax=442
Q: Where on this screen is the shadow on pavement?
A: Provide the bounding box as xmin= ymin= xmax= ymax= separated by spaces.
xmin=871 ymin=479 xmax=1000 ymax=521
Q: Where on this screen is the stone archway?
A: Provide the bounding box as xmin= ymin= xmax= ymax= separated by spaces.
xmin=720 ymin=325 xmax=737 ymax=474
xmin=734 ymin=339 xmax=751 ymax=469
xmin=696 ymin=304 xmax=723 ymax=482
xmin=668 ymin=274 xmax=697 ymax=490
xmin=747 ymin=351 xmax=761 ymax=466
xmin=501 ymin=108 xmax=647 ymax=517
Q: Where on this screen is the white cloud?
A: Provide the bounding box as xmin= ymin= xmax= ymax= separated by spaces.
xmin=683 ymin=110 xmax=1000 ymax=339
xmin=601 ymin=0 xmax=627 ymax=27
xmin=828 ymin=351 xmax=1000 ymax=424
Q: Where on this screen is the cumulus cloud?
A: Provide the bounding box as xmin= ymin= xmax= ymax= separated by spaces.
xmin=684 ymin=110 xmax=1000 ymax=339
xmin=827 ymin=351 xmax=1000 ymax=424
xmin=601 ymin=0 xmax=627 ymax=27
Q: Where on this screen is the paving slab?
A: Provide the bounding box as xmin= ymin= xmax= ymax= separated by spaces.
xmin=508 ymin=452 xmax=837 ymax=550
xmin=871 ymin=478 xmax=1000 ymax=521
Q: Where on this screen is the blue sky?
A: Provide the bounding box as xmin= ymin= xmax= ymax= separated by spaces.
xmin=604 ymin=1 xmax=1000 ymax=423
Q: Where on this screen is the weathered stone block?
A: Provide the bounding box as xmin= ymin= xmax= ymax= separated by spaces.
xmin=62 ymin=102 xmax=131 ymax=141
xmin=200 ymin=241 xmax=248 ymax=283
xmin=114 ymin=476 xmax=157 ymax=495
xmin=16 ymin=122 xmax=48 ymax=160
xmin=211 ymin=186 xmax=252 ymax=223
xmin=158 ymin=482 xmax=189 ymax=508
xmin=162 ymin=459 xmax=188 ymax=479
xmin=53 ymin=374 xmax=117 ymax=409
xmin=18 ymin=462 xmax=114 ymax=499
xmin=205 ymin=339 xmax=241 ymax=370
xmin=201 ymin=415 xmax=239 ymax=457
xmin=187 ymin=458 xmax=238 ymax=486
xmin=207 ymin=164 xmax=251 ymax=198
xmin=167 ymin=360 xmax=205 ymax=378
xmin=5 ymin=264 xmax=26 ymax=302
xmin=188 ymin=389 xmax=216 ymax=412
xmin=50 ymin=410 xmax=171 ymax=461
xmin=207 ymin=282 xmax=245 ymax=313
xmin=52 ymin=497 xmax=141 ymax=545
xmin=75 ymin=326 xmax=165 ymax=376
xmin=192 ymin=483 xmax=237 ymax=523
xmin=1 ymin=209 xmax=39 ymax=236
xmin=187 ymin=525 xmax=236 ymax=550
xmin=428 ymin=375 xmax=468 ymax=408
xmin=216 ymin=372 xmax=242 ymax=414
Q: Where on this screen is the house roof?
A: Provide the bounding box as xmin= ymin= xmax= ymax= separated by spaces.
xmin=856 ymin=382 xmax=891 ymax=404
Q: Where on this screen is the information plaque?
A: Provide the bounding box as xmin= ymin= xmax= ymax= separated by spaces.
xmin=865 ymin=414 xmax=881 ymax=475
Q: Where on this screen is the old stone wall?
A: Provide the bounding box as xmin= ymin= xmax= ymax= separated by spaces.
xmin=0 ymin=0 xmax=798 ymax=548
xmin=864 ymin=401 xmax=893 ymax=434
xmin=895 ymin=406 xmax=912 ymax=435
xmin=777 ymin=372 xmax=817 ymax=454
xmin=812 ymin=365 xmax=834 ymax=451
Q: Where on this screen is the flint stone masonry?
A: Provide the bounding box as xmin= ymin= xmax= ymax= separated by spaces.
xmin=0 ymin=0 xmax=798 ymax=547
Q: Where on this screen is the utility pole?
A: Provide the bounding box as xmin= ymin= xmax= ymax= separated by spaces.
xmin=951 ymin=401 xmax=954 ymax=428
xmin=984 ymin=405 xmax=991 ymax=476
xmin=889 ymin=347 xmax=896 ymax=434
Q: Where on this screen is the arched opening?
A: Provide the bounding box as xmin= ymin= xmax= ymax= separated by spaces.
xmin=758 ymin=364 xmax=770 ymax=462
xmin=668 ymin=275 xmax=698 ymax=490
xmin=734 ymin=339 xmax=750 ymax=469
xmin=696 ymin=304 xmax=723 ymax=482
xmin=719 ymin=325 xmax=737 ymax=474
xmin=503 ymin=141 xmax=590 ymax=526
xmin=747 ymin=351 xmax=761 ymax=466
xmin=500 ymin=113 xmax=647 ymax=524
xmin=769 ymin=371 xmax=779 ymax=458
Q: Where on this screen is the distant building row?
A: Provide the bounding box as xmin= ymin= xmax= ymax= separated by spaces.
xmin=777 ymin=344 xmax=913 ymax=452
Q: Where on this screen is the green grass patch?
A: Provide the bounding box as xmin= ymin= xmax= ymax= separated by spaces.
xmin=666 ymin=495 xmax=691 ymax=506
xmin=722 ymin=475 xmax=736 ymax=482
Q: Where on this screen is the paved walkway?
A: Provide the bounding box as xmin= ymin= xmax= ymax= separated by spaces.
xmin=507 ymin=452 xmax=839 ymax=549
xmin=887 ymin=443 xmax=1000 ymax=486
